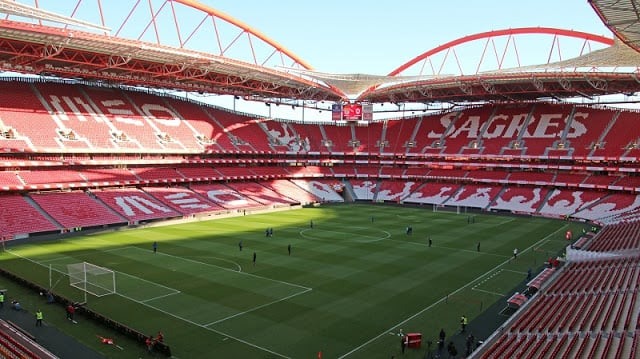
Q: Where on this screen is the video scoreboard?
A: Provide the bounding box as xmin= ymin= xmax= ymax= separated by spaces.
xmin=331 ymin=103 xmax=373 ymax=121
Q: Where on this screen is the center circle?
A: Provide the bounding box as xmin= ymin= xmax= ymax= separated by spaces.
xmin=299 ymin=226 xmax=390 ymax=243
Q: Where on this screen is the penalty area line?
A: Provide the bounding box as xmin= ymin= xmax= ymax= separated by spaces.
xmin=117 ymin=291 xmax=292 ymax=359
xmin=204 ymin=288 xmax=312 ymax=326
xmin=140 ymin=291 xmax=181 ymax=303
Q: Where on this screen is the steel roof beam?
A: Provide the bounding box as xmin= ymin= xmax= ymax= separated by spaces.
xmin=0 ymin=0 xmax=110 ymax=32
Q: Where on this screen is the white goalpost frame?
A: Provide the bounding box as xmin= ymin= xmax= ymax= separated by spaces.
xmin=66 ymin=262 xmax=116 ymax=300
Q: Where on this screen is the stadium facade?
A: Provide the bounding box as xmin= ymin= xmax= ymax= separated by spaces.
xmin=0 ymin=0 xmax=638 ymax=357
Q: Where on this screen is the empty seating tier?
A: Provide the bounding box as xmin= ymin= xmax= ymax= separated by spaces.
xmin=29 ymin=191 xmax=125 ymax=228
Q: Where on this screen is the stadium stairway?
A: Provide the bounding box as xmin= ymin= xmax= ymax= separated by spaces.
xmin=589 ymin=110 xmax=619 ymax=157
xmin=372 ymin=180 xmax=381 ymax=202
xmin=404 ymin=117 xmax=422 ymax=154
xmin=87 ymin=190 xmax=130 ymax=223
xmin=483 ymin=186 xmax=503 ymax=211
xmin=342 ymin=180 xmax=357 ymax=202
xmin=535 ymin=188 xmax=556 ymax=214
xmin=378 ymin=121 xmax=389 ymax=154
xmin=317 ymin=124 xmax=330 ymax=151
xmin=22 ymin=194 xmax=62 ymax=230
xmin=488 ymin=186 xmax=508 ymax=209
xmin=441 ymin=184 xmax=464 ymax=206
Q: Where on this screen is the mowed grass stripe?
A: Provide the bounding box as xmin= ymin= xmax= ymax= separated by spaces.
xmin=0 ymin=205 xmax=586 ymax=359
xmin=9 ymin=243 xmax=311 ymax=325
xmin=100 ymin=247 xmax=310 ymax=324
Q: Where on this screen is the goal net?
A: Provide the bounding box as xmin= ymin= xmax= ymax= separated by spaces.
xmin=66 ymin=262 xmax=116 ymax=297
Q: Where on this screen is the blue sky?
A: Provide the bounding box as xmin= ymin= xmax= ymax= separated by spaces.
xmin=10 ymin=0 xmax=619 ymax=119
xmin=205 ymin=0 xmax=611 ymax=75
xmin=18 ymin=0 xmax=614 ymax=76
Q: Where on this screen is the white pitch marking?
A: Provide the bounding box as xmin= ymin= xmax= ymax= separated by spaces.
xmin=389 ymin=239 xmax=510 ymax=258
xmin=204 ymin=288 xmax=312 ymax=326
xmin=501 ymin=269 xmax=528 ymax=275
xmin=140 ymin=291 xmax=181 ymax=303
xmin=337 ymin=224 xmax=569 ymax=358
xmin=37 ymin=257 xmax=72 ymax=264
xmin=299 ymin=227 xmax=390 ymax=243
xmin=112 ymin=246 xmax=311 ymax=291
xmin=6 ymin=243 xmax=294 ymax=358
xmin=186 ymin=255 xmax=242 ymax=272
xmin=471 ymin=288 xmax=505 ymax=297
xmin=116 ymin=291 xmax=292 ymax=358
xmin=117 ymin=271 xmax=181 ymax=295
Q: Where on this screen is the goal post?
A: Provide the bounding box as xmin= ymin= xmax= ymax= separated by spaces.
xmin=66 ymin=262 xmax=116 ymax=298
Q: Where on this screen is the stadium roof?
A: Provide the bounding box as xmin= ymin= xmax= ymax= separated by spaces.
xmin=0 ymin=1 xmax=639 ymax=105
xmin=590 ymin=0 xmax=640 ymax=53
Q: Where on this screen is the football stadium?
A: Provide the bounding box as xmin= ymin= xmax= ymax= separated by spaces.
xmin=0 ymin=1 xmax=638 ymax=358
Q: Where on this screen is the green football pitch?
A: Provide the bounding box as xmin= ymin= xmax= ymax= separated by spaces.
xmin=0 ymin=204 xmax=586 ymax=358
